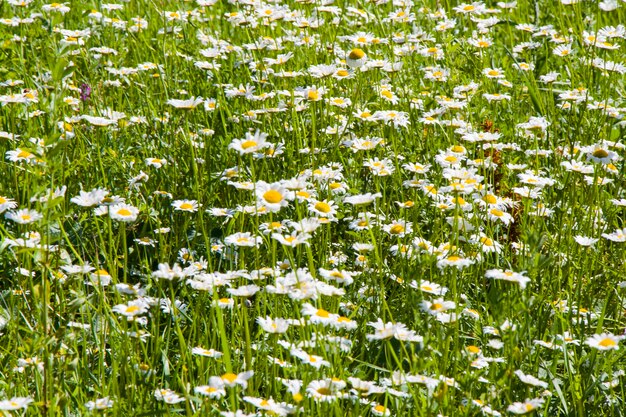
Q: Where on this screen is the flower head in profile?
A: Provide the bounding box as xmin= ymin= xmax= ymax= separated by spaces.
xmin=346 ymin=48 xmax=367 ymax=68
xmin=167 ymin=96 xmax=204 ymax=109
xmin=210 ymin=370 xmax=254 ymax=389
xmin=485 ymin=269 xmax=530 ymax=289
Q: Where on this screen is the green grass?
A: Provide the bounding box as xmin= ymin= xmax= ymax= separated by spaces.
xmin=0 ymin=0 xmax=626 ymax=415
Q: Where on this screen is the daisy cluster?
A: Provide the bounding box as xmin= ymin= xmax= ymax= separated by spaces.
xmin=0 ymin=0 xmax=626 ymax=415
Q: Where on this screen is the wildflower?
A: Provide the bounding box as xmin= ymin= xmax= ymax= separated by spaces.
xmin=291 ymin=349 xmax=330 ymax=369
xmin=585 ymin=333 xmax=622 ymax=350
xmin=229 ymin=130 xmax=271 ymax=155
xmin=436 ymin=255 xmax=475 ymax=269
xmin=343 ymin=192 xmax=382 ymax=206
xmin=256 ymin=181 xmax=294 ymax=212
xmin=574 ymin=236 xmax=598 ymax=247
xmin=507 ymin=398 xmax=544 ymax=414
xmin=191 ymin=347 xmax=223 ymax=358
xmin=485 ymin=269 xmax=531 ymax=289
xmin=306 ymin=379 xmax=345 ymax=401
xmin=383 ymin=220 xmax=413 ymax=237
xmin=5 ymin=209 xmax=43 ymax=224
xmin=486 ymin=207 xmax=513 ymax=225
xmin=420 ymin=298 xmax=456 ymax=315
xmin=112 ymin=299 xmax=150 ymax=318
xmin=172 ymin=200 xmax=198 ymax=212
xmin=0 ymin=397 xmax=33 ymax=411
xmin=601 ymin=228 xmax=626 ymax=242
xmin=6 ymin=148 xmax=36 ymax=163
xmin=71 ymin=188 xmax=108 ymax=207
xmin=346 ymin=48 xmax=367 ymax=68
xmin=212 ymin=371 xmax=254 ymax=389
xmin=167 ymin=97 xmax=204 ymax=109
xmin=85 ymin=397 xmax=114 ymax=411
xmin=195 ymin=384 xmax=226 ymax=399
xmin=257 ymin=316 xmax=290 ymax=333
xmin=109 ymin=203 xmax=139 ymax=222
xmin=514 ymin=370 xmax=549 ymax=388
xmin=154 ymin=389 xmax=185 ymax=404
xmin=145 ymin=157 xmax=167 ymax=168
xmin=224 ymin=232 xmax=263 ymax=247
xmin=308 ymin=199 xmax=337 ymax=217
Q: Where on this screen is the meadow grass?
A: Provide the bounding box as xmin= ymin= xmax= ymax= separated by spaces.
xmin=0 ymin=0 xmax=625 ymax=415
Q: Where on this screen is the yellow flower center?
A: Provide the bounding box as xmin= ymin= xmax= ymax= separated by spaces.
xmin=316 ymin=308 xmax=330 ymax=318
xmin=222 ymin=373 xmax=238 ymax=383
xmin=451 ymin=145 xmax=465 ymax=153
xmin=336 ymin=69 xmax=349 ymax=77
xmin=484 ymin=194 xmax=497 ymax=204
xmin=241 ymin=140 xmax=257 ymax=149
xmin=490 ymin=208 xmax=504 ymax=217
xmin=17 ymin=150 xmax=32 ymax=159
xmin=263 ymin=190 xmax=283 ymax=204
xmin=593 ymin=149 xmax=609 ymax=158
xmin=467 ymin=345 xmax=481 ymax=354
xmin=126 ymin=305 xmax=140 ymax=313
xmin=117 ymin=208 xmax=132 ymax=216
xmin=307 ymin=90 xmax=319 ymax=100
xmin=180 ymin=202 xmax=194 ymax=210
xmin=314 ymin=202 xmax=331 ymax=213
xmin=599 ymin=338 xmax=617 ymax=348
xmin=390 ymin=224 xmax=404 ymax=234
xmin=349 ymin=48 xmax=365 ymax=60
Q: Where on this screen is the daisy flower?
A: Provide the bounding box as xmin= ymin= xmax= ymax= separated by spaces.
xmin=191 ymin=347 xmax=223 ymax=358
xmin=5 ymin=209 xmax=43 ymax=224
xmin=485 ymin=269 xmax=531 ymax=289
xmin=0 ymin=196 xmax=17 ymax=213
xmin=172 ymin=200 xmax=198 ymax=212
xmin=85 ymin=397 xmax=114 ymax=411
xmin=109 ymin=203 xmax=139 ymax=222
xmin=585 ymin=333 xmax=622 ymax=350
xmin=256 ymin=181 xmax=294 ymax=212
xmin=229 ymin=130 xmax=271 ymax=155
xmin=167 ymin=97 xmax=204 ymax=109
xmin=308 ymin=199 xmax=337 ymax=217
xmin=0 ymin=397 xmax=33 ymax=411
xmin=343 ymin=192 xmax=382 ymax=206
xmin=224 ymin=232 xmax=263 ymax=247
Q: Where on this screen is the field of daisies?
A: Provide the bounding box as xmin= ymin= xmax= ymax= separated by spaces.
xmin=2 ymin=0 xmax=626 ymax=415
